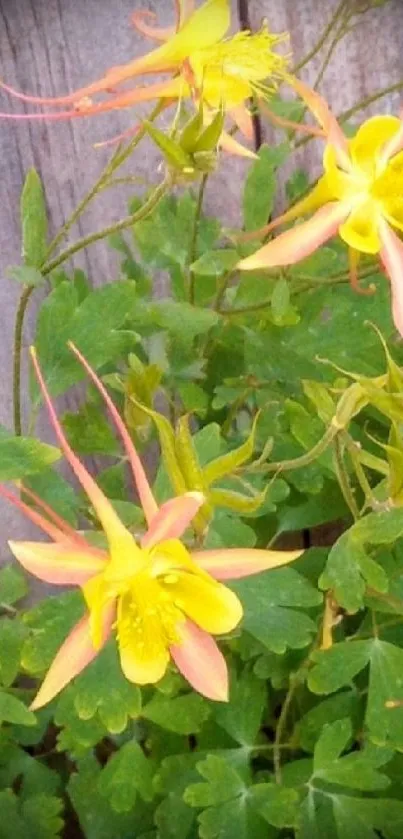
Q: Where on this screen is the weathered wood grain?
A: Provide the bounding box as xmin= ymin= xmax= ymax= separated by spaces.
xmin=0 ymin=0 xmax=402 ymax=565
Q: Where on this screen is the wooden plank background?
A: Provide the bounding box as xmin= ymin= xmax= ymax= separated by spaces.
xmin=0 ymin=0 xmax=402 ymax=563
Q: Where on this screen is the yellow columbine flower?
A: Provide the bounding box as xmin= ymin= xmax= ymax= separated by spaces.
xmin=0 ymin=0 xmax=289 ymax=158
xmin=1 ymin=343 xmax=302 ymax=710
xmin=239 ymin=80 xmax=403 ymax=335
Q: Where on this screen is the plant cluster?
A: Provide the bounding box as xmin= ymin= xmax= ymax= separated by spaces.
xmin=0 ymin=0 xmax=403 ymax=836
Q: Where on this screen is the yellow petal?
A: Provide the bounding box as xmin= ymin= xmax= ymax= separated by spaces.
xmin=349 ymin=115 xmax=401 ymax=176
xmin=116 ymin=588 xmax=172 ymax=685
xmin=338 ymin=201 xmax=381 ymax=254
xmin=162 ymin=572 xmax=243 ymax=634
xmin=373 ymin=150 xmax=403 ymax=233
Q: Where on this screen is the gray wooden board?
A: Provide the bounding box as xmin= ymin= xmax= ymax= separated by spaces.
xmin=0 ymin=0 xmax=402 ymax=566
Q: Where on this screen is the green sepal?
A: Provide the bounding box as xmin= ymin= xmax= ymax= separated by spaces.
xmin=203 ymin=413 xmax=260 ymax=486
xmin=144 ymin=121 xmax=193 ymax=171
xmin=209 ymin=485 xmax=267 ymax=514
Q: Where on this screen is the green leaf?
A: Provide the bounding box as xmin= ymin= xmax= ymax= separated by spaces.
xmin=21 ymin=795 xmax=64 ymax=839
xmin=231 ymin=567 xmax=321 ymax=653
xmin=0 ymin=428 xmax=60 ymax=479
xmin=68 ymin=754 xmax=152 ymax=839
xmin=313 ymin=718 xmax=352 ymax=771
xmin=20 ymin=169 xmax=47 ymax=267
xmin=63 ymin=401 xmax=119 ymax=455
xmin=0 ymin=691 xmax=36 ymax=726
xmin=7 ymin=265 xmax=46 ymax=287
xmin=25 ymin=469 xmax=80 ymax=527
xmin=248 ymin=783 xmax=299 ymax=829
xmin=185 ymin=755 xmax=265 ymax=839
xmin=366 ymin=639 xmax=403 ymax=749
xmin=191 ymin=249 xmax=239 ymax=277
xmin=151 ymin=299 xmax=219 ymax=344
xmin=271 ymin=276 xmax=291 ymax=322
xmin=214 ymin=669 xmax=266 ymax=746
xmin=0 ymin=564 xmax=28 ymax=606
xmin=0 ymin=618 xmax=28 ymax=686
xmin=154 ymin=754 xmax=201 ymax=839
xmin=243 ymin=144 xmax=289 ymax=231
xmin=308 ymin=641 xmax=371 ymax=695
xmin=143 ymin=692 xmax=210 ymax=734
xmin=34 ymin=281 xmax=138 ymax=397
xmin=69 ymin=643 xmax=141 ymax=734
xmin=298 ymin=690 xmax=360 ymax=752
xmin=22 ymin=591 xmax=84 ymax=676
xmin=98 ymin=740 xmax=154 ymax=812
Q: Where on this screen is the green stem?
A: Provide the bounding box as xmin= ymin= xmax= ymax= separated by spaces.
xmin=188 ymin=174 xmax=208 ymax=305
xmin=45 ymin=100 xmax=165 ymax=260
xmin=292 ymin=0 xmax=348 ymax=73
xmin=274 ymin=675 xmax=299 ymax=783
xmin=333 ymin=435 xmax=359 ymax=519
xmin=13 ymin=285 xmax=35 ymax=436
xmin=41 ymin=179 xmax=169 ymax=277
xmin=261 ymin=424 xmax=339 ymax=474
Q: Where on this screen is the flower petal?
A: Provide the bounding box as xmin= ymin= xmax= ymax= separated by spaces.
xmin=8 ymin=541 xmax=106 ymax=586
xmin=161 ymin=572 xmax=243 ymax=634
xmin=30 ymin=604 xmax=114 ymax=711
xmin=219 ymin=130 xmax=257 ymax=159
xmin=349 ymin=115 xmax=401 ymax=176
xmin=338 ymin=201 xmax=381 ymax=255
xmin=170 ymin=619 xmax=228 ymax=701
xmin=30 ymin=348 xmax=142 ymax=564
xmin=117 ymin=624 xmax=170 ymax=686
xmin=230 ymin=104 xmax=254 ymax=140
xmin=191 ymin=547 xmax=303 ymax=579
xmin=240 ymin=175 xmax=335 ymax=242
xmin=238 ymin=202 xmax=350 ymax=270
xmin=176 ymin=0 xmax=196 ymax=27
xmin=379 ymin=220 xmax=403 ymax=337
xmin=292 ymin=78 xmax=350 ymax=169
xmin=0 ymin=484 xmax=69 ymax=542
xmin=141 ymin=492 xmax=204 ymax=549
xmin=69 ymin=343 xmax=158 ymax=527
xmin=131 ymin=10 xmax=175 ymax=42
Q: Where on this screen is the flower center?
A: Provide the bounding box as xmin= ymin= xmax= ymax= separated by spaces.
xmin=117 ymin=572 xmax=182 ymax=658
xmin=188 ymin=28 xmax=289 ymax=107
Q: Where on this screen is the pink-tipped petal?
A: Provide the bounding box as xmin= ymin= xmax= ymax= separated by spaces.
xmin=130 ymin=10 xmax=175 ymax=42
xmin=230 ymin=104 xmax=254 ymax=140
xmin=30 ymin=348 xmax=137 ymax=554
xmin=175 ymin=0 xmax=195 ymax=27
xmin=30 ymin=603 xmax=114 ymax=711
xmin=292 ymin=78 xmax=350 ymax=170
xmin=191 ymin=547 xmax=304 ymax=580
xmin=68 ymin=343 xmax=158 ymax=526
xmin=8 ymin=540 xmax=106 ymax=586
xmin=170 ymin=619 xmax=228 ymax=701
xmin=0 ymin=79 xmax=186 ymax=123
xmin=238 ymin=202 xmax=350 ymax=270
xmin=379 ymin=219 xmax=403 ymax=337
xmin=20 ymin=483 xmax=90 ymax=547
xmin=141 ymin=492 xmax=205 ymax=549
xmin=0 ymin=484 xmax=69 ymax=542
xmin=219 ymin=130 xmax=257 ymax=159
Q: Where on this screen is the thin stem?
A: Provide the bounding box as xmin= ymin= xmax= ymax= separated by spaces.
xmin=258 ymin=424 xmax=339 ymax=475
xmin=333 ymin=434 xmax=359 ymax=519
xmin=188 ymin=174 xmax=208 ymax=304
xmin=45 ymin=100 xmax=165 ymax=259
xmin=292 ymin=0 xmax=348 ymax=73
xmin=274 ymin=675 xmax=299 ymax=783
xmin=13 ymin=285 xmax=35 ymax=436
xmin=41 ymin=179 xmax=169 ymax=277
